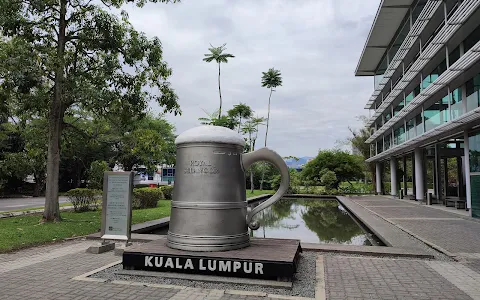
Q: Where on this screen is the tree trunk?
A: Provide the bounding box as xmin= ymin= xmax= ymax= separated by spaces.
xmin=218 ymin=62 xmax=222 ymax=119
xmin=43 ymin=0 xmax=67 ymax=222
xmin=249 ymin=131 xmax=254 ymax=193
xmin=238 ymin=116 xmax=241 ymax=133
xmin=260 ymin=88 xmax=273 ymax=191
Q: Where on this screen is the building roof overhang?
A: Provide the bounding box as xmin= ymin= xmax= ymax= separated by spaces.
xmin=355 ymin=0 xmax=414 ymax=76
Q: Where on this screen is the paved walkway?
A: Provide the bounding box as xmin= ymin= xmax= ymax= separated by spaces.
xmin=2 ymin=238 xmax=480 ymax=299
xmin=346 ymin=195 xmax=480 ymax=261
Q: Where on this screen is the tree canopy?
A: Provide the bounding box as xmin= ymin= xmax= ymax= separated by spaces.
xmin=0 ymin=0 xmax=181 ymax=220
xmin=301 ymin=150 xmax=364 ymax=189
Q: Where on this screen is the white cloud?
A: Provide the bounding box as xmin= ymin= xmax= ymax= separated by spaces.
xmin=123 ymin=0 xmax=379 ymax=157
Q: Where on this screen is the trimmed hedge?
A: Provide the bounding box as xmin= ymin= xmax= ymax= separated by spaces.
xmin=65 ymin=188 xmax=102 ymax=212
xmin=134 ymin=184 xmax=151 ymax=188
xmin=133 ymin=188 xmax=164 ymax=209
xmin=160 ymin=185 xmax=174 ymax=200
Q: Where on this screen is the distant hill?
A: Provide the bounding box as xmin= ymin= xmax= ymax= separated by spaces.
xmin=284 ymin=156 xmax=314 ymax=169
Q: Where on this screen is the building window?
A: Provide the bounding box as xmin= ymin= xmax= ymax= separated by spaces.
xmin=424 ymin=97 xmax=449 ymax=132
xmin=466 ymin=73 xmax=480 ymax=112
xmin=394 ymin=126 xmax=405 ymax=145
xmin=464 ymin=25 xmax=480 ymax=53
xmin=406 ymin=118 xmax=415 ymax=140
xmin=415 ymin=113 xmax=423 ymax=136
xmin=377 ymin=139 xmax=383 ymax=154
xmin=385 ymin=134 xmax=392 ymax=150
xmin=448 ymin=46 xmax=460 ymax=66
xmin=394 ymin=101 xmax=404 ymax=116
xmin=375 ymin=56 xmax=388 ymax=88
xmin=469 ymin=132 xmax=480 ymax=172
xmin=385 ymin=112 xmax=392 ymax=122
xmin=451 ymin=87 xmax=463 ymax=120
xmin=411 ymin=0 xmax=428 ymax=25
xmin=388 ymin=19 xmax=411 ymax=66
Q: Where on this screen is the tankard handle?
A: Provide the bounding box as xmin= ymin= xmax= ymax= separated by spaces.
xmin=242 ymin=147 xmax=290 ymax=230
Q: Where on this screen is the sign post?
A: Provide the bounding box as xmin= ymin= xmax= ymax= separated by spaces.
xmin=101 ymin=171 xmax=134 ymax=241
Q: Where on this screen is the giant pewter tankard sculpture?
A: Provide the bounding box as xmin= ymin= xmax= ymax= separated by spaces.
xmin=167 ymin=125 xmax=290 ymax=252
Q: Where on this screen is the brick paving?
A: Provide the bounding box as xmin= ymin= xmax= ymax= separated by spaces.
xmin=348 ymin=196 xmax=480 ymax=258
xmin=2 ymin=221 xmax=480 ymax=299
xmin=394 ymin=219 xmax=480 ymax=254
xmin=366 ymin=205 xmax=462 ymax=219
xmin=324 ymin=256 xmax=472 ymax=300
xmin=0 ymin=240 xmax=296 ymax=300
xmin=426 ymin=260 xmax=480 ymax=299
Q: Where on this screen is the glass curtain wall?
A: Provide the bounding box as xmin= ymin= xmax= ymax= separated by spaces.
xmin=451 ymin=88 xmax=463 ymax=120
xmin=394 ymin=126 xmax=406 ymax=145
xmin=424 ymin=97 xmax=449 ymax=132
xmin=466 ymin=74 xmax=480 ymax=112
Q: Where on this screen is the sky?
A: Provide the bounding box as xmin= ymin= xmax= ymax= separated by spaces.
xmin=122 ymin=0 xmax=380 ymax=158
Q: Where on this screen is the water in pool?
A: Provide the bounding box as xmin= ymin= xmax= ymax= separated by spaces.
xmin=249 ymin=198 xmax=373 ymax=246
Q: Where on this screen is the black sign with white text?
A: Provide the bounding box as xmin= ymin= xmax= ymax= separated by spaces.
xmin=122 ymin=253 xmax=296 ymax=280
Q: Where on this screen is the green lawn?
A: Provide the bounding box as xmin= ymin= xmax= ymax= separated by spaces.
xmin=0 ymin=190 xmax=274 ymax=253
xmin=0 ymin=200 xmax=171 ymax=253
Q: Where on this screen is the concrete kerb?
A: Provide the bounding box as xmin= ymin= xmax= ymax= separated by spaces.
xmin=315 ymin=255 xmax=326 ymax=300
xmin=336 ymin=196 xmax=393 ymax=247
xmin=347 ymin=197 xmax=458 ymax=260
xmin=302 ymin=243 xmax=434 ymax=259
xmin=116 ymin=269 xmax=293 ymax=289
xmin=72 ymin=260 xmax=121 ymax=282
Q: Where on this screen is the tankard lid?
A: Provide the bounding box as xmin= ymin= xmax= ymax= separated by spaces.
xmin=175 ymin=125 xmax=245 ymax=146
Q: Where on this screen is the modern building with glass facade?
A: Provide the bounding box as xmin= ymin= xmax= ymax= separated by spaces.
xmin=356 ymin=0 xmax=480 ymax=218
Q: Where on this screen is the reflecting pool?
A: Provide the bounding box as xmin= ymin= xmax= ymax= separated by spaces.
xmin=249 ymin=198 xmax=373 ymax=246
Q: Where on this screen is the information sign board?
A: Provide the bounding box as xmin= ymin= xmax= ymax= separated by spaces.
xmin=101 ymin=171 xmax=133 ymax=240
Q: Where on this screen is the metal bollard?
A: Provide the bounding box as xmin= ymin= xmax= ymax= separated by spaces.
xmin=400 ymin=189 xmax=404 ymax=199
xmin=426 ymin=192 xmax=432 ymax=205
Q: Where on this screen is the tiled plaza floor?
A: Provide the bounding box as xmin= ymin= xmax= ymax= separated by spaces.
xmin=349 ymin=195 xmax=480 ymax=260
xmin=1 ymin=238 xmax=480 ymax=299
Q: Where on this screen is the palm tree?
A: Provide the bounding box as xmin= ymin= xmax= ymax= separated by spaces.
xmin=260 ymin=68 xmax=283 ymax=190
xmin=203 ymin=43 xmax=235 ymax=119
xmin=242 ymin=121 xmax=257 ymax=193
xmin=228 ymin=103 xmax=253 ymax=132
xmin=243 ymin=116 xmax=266 ymax=193
xmin=250 ymin=115 xmax=266 ymax=153
xmin=198 ymin=108 xmax=220 ymax=125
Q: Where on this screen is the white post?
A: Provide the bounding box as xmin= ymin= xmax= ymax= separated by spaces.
xmin=415 ymin=148 xmax=425 ymax=201
xmin=376 ymin=162 xmax=382 ymax=195
xmin=391 ymin=158 xmax=398 ymax=196
xmin=464 ymin=130 xmax=472 ymax=214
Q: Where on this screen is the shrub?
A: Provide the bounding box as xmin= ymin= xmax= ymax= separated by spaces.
xmin=325 ymin=188 xmax=338 ymax=195
xmin=320 ymin=170 xmax=337 ymax=190
xmin=88 ymin=160 xmax=110 ymax=189
xmin=160 ymin=185 xmax=174 ymax=200
xmin=133 ymin=188 xmax=164 ymax=209
xmin=65 ymin=188 xmax=102 ymax=212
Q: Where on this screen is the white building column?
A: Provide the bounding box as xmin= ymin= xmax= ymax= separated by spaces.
xmin=464 ymin=130 xmax=472 ymax=214
xmin=415 ymin=148 xmax=425 ymax=201
xmin=376 ymin=162 xmax=382 ymax=195
xmin=390 ymin=158 xmax=398 ymax=196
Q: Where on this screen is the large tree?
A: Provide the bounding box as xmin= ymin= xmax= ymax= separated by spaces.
xmin=348 ymin=115 xmax=375 ymax=188
xmin=260 ymin=67 xmax=282 ymax=190
xmin=203 ymin=43 xmax=234 ymax=118
xmin=302 ymin=150 xmax=364 ymax=189
xmin=0 ymin=0 xmax=181 ymax=221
